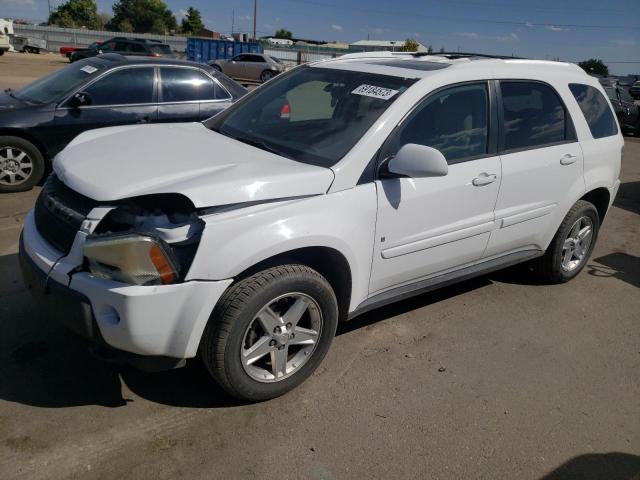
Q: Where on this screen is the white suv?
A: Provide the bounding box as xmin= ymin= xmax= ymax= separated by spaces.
xmin=20 ymin=52 xmax=623 ymax=401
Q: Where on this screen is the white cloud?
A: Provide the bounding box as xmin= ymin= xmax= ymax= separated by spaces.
xmin=331 ymin=24 xmax=343 ymax=31
xmin=546 ymin=25 xmax=569 ymax=32
xmin=492 ymin=32 xmax=519 ymax=42
xmin=459 ymin=32 xmax=480 ymax=39
xmin=525 ymin=22 xmax=534 ymax=27
xmin=263 ymin=23 xmax=274 ymax=30
xmin=611 ymin=39 xmax=636 ymax=46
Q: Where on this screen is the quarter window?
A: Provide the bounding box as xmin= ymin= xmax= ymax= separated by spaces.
xmin=569 ymin=83 xmax=618 ymax=139
xmin=500 ymin=81 xmax=570 ymax=151
xmin=84 ymin=67 xmax=154 ymax=105
xmin=395 ymin=83 xmax=489 ymax=164
xmin=161 ymin=68 xmax=224 ymax=102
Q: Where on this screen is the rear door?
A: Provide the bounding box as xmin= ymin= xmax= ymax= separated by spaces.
xmin=484 ymin=80 xmax=584 ymax=258
xmin=53 ymin=66 xmax=157 ymax=150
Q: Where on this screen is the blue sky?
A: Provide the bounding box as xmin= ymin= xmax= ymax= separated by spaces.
xmin=2 ymin=0 xmax=639 ymax=74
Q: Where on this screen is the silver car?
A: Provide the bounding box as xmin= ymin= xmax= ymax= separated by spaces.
xmin=209 ymin=53 xmax=285 ymax=83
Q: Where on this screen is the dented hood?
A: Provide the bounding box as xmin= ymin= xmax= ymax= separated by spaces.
xmin=53 ymin=123 xmax=334 ymax=208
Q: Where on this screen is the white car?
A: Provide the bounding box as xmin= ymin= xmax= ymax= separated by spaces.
xmin=20 ymin=52 xmax=623 ymax=401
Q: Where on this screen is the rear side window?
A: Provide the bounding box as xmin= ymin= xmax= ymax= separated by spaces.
xmin=500 ymin=81 xmax=571 ymax=151
xmin=161 ymin=67 xmax=225 ymax=102
xmin=569 ymin=84 xmax=618 ymax=139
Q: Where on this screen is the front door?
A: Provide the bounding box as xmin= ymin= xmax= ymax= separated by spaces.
xmin=53 ymin=66 xmax=157 ymax=152
xmin=370 ymin=82 xmax=501 ymax=293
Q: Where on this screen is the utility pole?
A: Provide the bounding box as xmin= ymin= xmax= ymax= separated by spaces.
xmin=252 ymin=0 xmax=257 ymax=41
xmin=231 ymin=9 xmax=235 ymax=36
xmin=47 ymin=0 xmax=52 ymax=23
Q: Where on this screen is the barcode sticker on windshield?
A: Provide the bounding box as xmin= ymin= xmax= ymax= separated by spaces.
xmin=80 ymin=65 xmax=98 ymax=74
xmin=352 ymin=84 xmax=398 ymax=100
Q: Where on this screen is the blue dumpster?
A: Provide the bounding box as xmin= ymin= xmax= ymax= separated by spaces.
xmin=187 ymin=38 xmax=263 ymax=63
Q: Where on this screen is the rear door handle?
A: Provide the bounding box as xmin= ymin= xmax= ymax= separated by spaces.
xmin=472 ymin=173 xmax=497 ymax=186
xmin=137 ymin=116 xmax=151 ymax=124
xmin=560 ymin=154 xmax=577 ymax=165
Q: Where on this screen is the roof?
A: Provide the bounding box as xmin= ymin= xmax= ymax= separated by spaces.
xmin=311 ymin=51 xmax=586 ymax=80
xmin=350 ymin=40 xmax=408 ymax=47
xmin=87 ymin=54 xmax=208 ymax=69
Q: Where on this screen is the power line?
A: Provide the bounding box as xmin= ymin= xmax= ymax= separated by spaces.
xmin=283 ymin=0 xmax=640 ymax=30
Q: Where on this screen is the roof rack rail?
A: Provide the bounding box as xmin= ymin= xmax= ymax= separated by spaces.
xmin=411 ymin=51 xmax=525 ymax=60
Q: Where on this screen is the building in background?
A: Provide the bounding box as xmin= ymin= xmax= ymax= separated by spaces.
xmin=350 ymin=39 xmax=429 ymax=52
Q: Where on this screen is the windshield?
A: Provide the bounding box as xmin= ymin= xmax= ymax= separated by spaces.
xmin=604 ymin=87 xmax=618 ymax=102
xmin=14 ymin=60 xmax=103 ymax=104
xmin=207 ymin=66 xmax=416 ymax=167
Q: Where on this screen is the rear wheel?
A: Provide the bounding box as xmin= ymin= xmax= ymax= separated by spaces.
xmin=537 ymin=200 xmax=599 ymax=283
xmin=0 ymin=136 xmax=45 ymax=193
xmin=260 ymin=70 xmax=275 ymax=83
xmin=201 ymin=265 xmax=339 ymax=402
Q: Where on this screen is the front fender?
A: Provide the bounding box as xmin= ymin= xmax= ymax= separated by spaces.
xmin=186 ymin=184 xmax=377 ymax=311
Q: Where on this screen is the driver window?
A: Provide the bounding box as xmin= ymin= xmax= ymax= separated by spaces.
xmin=397 ymin=83 xmax=489 ymax=164
xmin=83 ymin=68 xmax=154 ymax=106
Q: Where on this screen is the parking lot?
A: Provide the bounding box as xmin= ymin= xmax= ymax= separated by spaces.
xmin=0 ymin=53 xmax=639 ymax=479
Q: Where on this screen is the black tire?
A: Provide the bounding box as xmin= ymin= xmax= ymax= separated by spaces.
xmin=0 ymin=49 xmax=5 ymax=56
xmin=200 ymin=264 xmax=339 ymax=402
xmin=537 ymin=200 xmax=600 ymax=283
xmin=260 ymin=70 xmax=275 ymax=83
xmin=0 ymin=136 xmax=45 ymax=193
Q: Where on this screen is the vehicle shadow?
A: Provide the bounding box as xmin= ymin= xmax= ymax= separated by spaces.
xmin=538 ymin=452 xmax=640 ymax=480
xmin=614 ymin=180 xmax=640 ymax=215
xmin=588 ymin=252 xmax=640 ymax=288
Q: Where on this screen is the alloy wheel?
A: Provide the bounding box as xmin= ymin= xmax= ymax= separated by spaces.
xmin=241 ymin=292 xmax=323 ymax=382
xmin=0 ymin=146 xmax=33 ymax=186
xmin=561 ymin=215 xmax=594 ymax=272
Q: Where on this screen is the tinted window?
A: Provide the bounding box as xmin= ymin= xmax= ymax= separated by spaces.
xmin=569 ymin=84 xmax=618 ymax=139
xmin=161 ymin=68 xmax=221 ymax=102
xmin=248 ymin=55 xmax=266 ymax=63
xmin=500 ymin=81 xmax=568 ymax=151
xmin=150 ymin=44 xmax=172 ymax=55
xmin=85 ymin=68 xmax=154 ymax=105
xmin=396 ymin=83 xmax=488 ymax=163
xmin=128 ymin=42 xmax=146 ymax=53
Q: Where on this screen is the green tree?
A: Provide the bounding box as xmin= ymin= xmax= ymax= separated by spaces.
xmin=49 ymin=0 xmax=101 ymax=29
xmin=399 ymin=38 xmax=419 ymax=52
xmin=181 ymin=7 xmax=204 ymax=34
xmin=578 ymin=58 xmax=609 ymax=76
xmin=108 ymin=0 xmax=177 ymax=34
xmin=275 ymin=28 xmax=292 ymax=39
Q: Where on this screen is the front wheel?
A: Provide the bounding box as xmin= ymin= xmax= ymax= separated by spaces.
xmin=537 ymin=200 xmax=600 ymax=283
xmin=201 ymin=265 xmax=339 ymax=402
xmin=0 ymin=136 xmax=45 ymax=193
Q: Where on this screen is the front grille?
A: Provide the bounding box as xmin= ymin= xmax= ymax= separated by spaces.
xmin=34 ymin=175 xmax=99 ymax=254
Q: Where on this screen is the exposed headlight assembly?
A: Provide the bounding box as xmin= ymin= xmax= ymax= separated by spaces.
xmin=83 ymin=234 xmax=178 ymax=286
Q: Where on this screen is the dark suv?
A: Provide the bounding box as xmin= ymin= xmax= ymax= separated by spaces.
xmin=0 ymin=55 xmax=246 ymax=192
xmin=70 ymin=37 xmax=175 ymax=62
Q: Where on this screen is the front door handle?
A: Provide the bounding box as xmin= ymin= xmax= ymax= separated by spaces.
xmin=137 ymin=116 xmax=151 ymax=124
xmin=560 ymin=154 xmax=577 ymax=165
xmin=472 ymin=173 xmax=497 ymax=186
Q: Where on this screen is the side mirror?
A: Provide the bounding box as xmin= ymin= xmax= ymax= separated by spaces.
xmin=69 ymin=91 xmax=92 ymax=108
xmin=387 ymin=144 xmax=448 ymax=178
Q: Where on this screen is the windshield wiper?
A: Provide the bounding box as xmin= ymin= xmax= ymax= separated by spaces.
xmin=236 ymin=136 xmax=291 ymax=158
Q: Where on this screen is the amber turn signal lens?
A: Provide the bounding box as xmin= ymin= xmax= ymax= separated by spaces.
xmin=150 ymin=243 xmax=177 ymax=284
